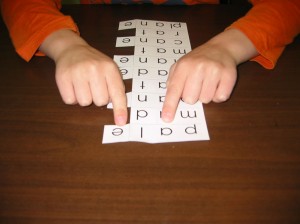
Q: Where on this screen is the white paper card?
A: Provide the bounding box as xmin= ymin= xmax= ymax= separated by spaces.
xmin=103 ymin=19 xmax=210 ymax=144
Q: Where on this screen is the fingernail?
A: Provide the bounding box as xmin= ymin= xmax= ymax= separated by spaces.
xmin=115 ymin=115 xmax=127 ymax=126
xmin=162 ymin=111 xmax=173 ymax=123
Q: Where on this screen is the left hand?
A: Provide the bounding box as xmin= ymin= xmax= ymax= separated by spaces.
xmin=161 ymin=29 xmax=258 ymax=122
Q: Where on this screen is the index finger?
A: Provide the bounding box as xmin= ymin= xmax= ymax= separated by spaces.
xmin=161 ymin=63 xmax=186 ymax=123
xmin=106 ymin=67 xmax=128 ymax=126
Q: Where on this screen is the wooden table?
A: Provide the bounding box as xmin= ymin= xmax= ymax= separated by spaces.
xmin=1 ymin=4 xmax=299 ymax=223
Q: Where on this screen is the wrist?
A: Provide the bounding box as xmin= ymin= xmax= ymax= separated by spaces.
xmin=39 ymin=29 xmax=87 ymax=61
xmin=207 ymin=28 xmax=258 ymax=65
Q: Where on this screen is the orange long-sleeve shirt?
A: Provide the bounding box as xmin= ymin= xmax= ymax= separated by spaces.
xmin=228 ymin=0 xmax=300 ymax=69
xmin=1 ymin=0 xmax=299 ymax=69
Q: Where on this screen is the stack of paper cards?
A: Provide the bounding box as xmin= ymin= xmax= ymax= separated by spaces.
xmin=102 ymin=19 xmax=210 ymax=144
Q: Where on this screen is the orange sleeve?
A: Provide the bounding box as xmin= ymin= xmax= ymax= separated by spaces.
xmin=228 ymin=0 xmax=300 ymax=69
xmin=1 ymin=0 xmax=79 ymax=61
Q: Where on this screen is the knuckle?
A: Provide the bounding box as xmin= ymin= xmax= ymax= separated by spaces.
xmin=94 ymin=97 xmax=109 ymax=107
xmin=213 ymin=93 xmax=229 ymax=103
xmin=182 ymin=94 xmax=198 ymax=105
xmin=63 ymin=97 xmax=77 ymax=105
xmin=200 ymin=97 xmax=211 ymax=104
xmin=78 ymin=97 xmax=92 ymax=107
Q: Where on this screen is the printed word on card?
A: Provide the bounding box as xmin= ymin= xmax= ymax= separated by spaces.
xmin=103 ymin=19 xmax=210 ymax=144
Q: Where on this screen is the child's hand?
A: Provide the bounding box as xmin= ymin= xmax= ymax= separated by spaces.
xmin=55 ymin=44 xmax=127 ymax=126
xmin=161 ymin=29 xmax=258 ymax=122
xmin=39 ymin=29 xmax=127 ymax=126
